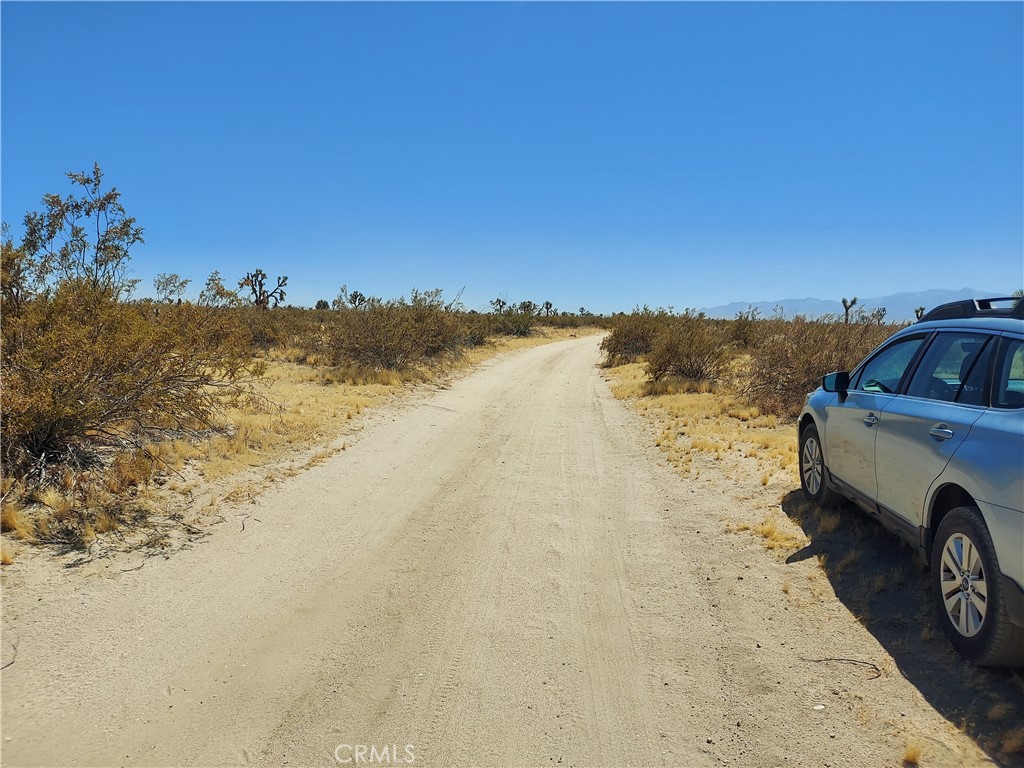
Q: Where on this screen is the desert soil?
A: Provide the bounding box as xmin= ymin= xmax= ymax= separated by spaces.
xmin=0 ymin=336 xmax=1000 ymax=767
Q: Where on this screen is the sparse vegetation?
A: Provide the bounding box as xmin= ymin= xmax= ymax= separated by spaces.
xmin=743 ymin=315 xmax=899 ymax=416
xmin=0 ymin=165 xmax=609 ymax=553
xmin=600 ymin=306 xmax=901 ymax=417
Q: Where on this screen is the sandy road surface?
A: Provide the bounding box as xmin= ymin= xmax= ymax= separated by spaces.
xmin=1 ymin=337 xmax=994 ymax=767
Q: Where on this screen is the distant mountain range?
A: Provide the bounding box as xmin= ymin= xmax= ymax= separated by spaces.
xmin=701 ymin=288 xmax=1011 ymax=322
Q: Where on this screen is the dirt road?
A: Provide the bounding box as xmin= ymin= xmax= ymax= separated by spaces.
xmin=1 ymin=337 xmax=995 ymax=767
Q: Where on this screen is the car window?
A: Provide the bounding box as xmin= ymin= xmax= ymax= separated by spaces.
xmin=850 ymin=336 xmax=925 ymax=394
xmin=905 ymin=332 xmax=992 ymax=404
xmin=994 ymin=338 xmax=1024 ymax=409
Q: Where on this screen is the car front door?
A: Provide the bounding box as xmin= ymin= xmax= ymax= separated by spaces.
xmin=874 ymin=332 xmax=993 ymax=525
xmin=825 ymin=334 xmax=927 ymax=501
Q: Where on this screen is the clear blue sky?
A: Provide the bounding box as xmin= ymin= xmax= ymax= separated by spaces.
xmin=3 ymin=1 xmax=1022 ymax=313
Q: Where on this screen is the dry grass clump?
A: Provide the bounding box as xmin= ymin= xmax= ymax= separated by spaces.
xmin=2 ymin=498 xmax=35 ymax=541
xmin=834 ymin=548 xmax=862 ymax=574
xmin=817 ymin=510 xmax=841 ymax=534
xmin=752 ymin=512 xmax=807 ymax=550
xmin=902 ymin=743 xmax=923 ymax=766
xmin=1 ymin=480 xmax=132 ymax=550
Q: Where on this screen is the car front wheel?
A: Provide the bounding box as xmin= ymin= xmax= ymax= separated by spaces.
xmin=799 ymin=423 xmax=839 ymax=507
xmin=932 ymin=506 xmax=1024 ymax=667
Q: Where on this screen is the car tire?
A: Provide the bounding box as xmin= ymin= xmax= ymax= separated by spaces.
xmin=932 ymin=506 xmax=1024 ymax=667
xmin=799 ymin=422 xmax=840 ymax=508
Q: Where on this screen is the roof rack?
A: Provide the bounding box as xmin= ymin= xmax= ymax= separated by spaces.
xmin=917 ymin=297 xmax=1024 ymax=323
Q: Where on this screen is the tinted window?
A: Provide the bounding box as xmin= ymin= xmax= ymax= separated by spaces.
xmin=851 ymin=336 xmax=925 ymax=394
xmin=994 ymin=338 xmax=1024 ymax=409
xmin=905 ymin=332 xmax=992 ymax=404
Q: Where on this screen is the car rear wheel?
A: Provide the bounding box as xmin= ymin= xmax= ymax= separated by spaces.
xmin=932 ymin=506 xmax=1024 ymax=667
xmin=799 ymin=423 xmax=839 ymax=507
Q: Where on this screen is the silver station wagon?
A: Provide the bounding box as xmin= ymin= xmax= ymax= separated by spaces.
xmin=798 ymin=297 xmax=1024 ymax=667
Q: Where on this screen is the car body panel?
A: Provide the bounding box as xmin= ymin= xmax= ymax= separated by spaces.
xmin=875 ymin=396 xmax=985 ymax=527
xmin=823 ymin=391 xmax=894 ymax=500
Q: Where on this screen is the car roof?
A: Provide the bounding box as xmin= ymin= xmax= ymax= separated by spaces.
xmin=900 ymin=316 xmax=1024 ymax=336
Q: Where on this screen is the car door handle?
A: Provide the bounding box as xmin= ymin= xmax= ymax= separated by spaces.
xmin=930 ymin=424 xmax=954 ymax=441
xmin=863 ymin=413 xmax=879 ymax=426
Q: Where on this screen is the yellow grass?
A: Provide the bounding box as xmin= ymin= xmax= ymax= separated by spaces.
xmin=35 ymin=488 xmax=74 ymax=519
xmin=0 ymin=541 xmax=13 ymax=565
xmin=902 ymin=743 xmax=923 ymax=766
xmin=603 ymin=358 xmax=811 ymax=556
xmin=1 ymin=502 xmax=34 ymax=541
xmin=752 ymin=512 xmax=807 ymax=551
xmin=604 ymin=362 xmax=798 ymax=482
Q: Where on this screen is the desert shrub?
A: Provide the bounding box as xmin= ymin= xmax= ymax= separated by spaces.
xmin=243 ymin=307 xmax=288 ymax=350
xmin=490 ymin=310 xmax=537 ymax=338
xmin=1 ymin=280 xmax=258 ymax=478
xmin=2 ymin=165 xmax=258 ymax=482
xmin=646 ymin=313 xmax=733 ymax=383
xmin=538 ymin=313 xmax=596 ymax=330
xmin=326 ymin=289 xmax=470 ymax=371
xmin=462 ymin=312 xmax=491 ymax=347
xmin=744 ymin=317 xmax=901 ymax=416
xmin=729 ymin=308 xmax=763 ymax=348
xmin=600 ymin=308 xmax=669 ymax=364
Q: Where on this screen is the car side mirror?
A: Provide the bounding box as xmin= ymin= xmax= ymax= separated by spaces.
xmin=822 ymin=371 xmax=850 ymax=396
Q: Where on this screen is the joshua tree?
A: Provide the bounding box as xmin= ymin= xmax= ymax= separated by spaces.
xmin=915 ymin=306 xmax=926 ymax=321
xmin=240 ymin=268 xmax=287 ymax=309
xmin=542 ymin=300 xmax=554 ymax=317
xmin=315 ymin=299 xmax=330 ymax=310
xmin=841 ymin=296 xmax=858 ymax=324
xmin=490 ymin=297 xmax=507 ymax=314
